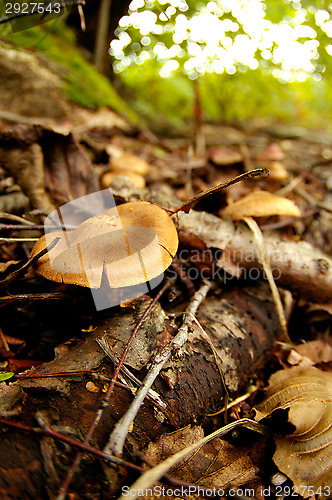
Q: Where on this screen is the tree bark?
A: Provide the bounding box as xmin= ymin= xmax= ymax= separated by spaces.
xmin=94 ymin=0 xmax=112 ymax=73
xmin=0 ymin=287 xmax=282 ymax=497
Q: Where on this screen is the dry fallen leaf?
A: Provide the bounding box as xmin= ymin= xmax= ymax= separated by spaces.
xmin=144 ymin=425 xmax=264 ymax=499
xmin=255 ymin=366 xmax=332 ymax=498
xmin=221 ymin=190 xmax=301 ymax=219
xmin=0 ymin=124 xmax=99 ymax=211
xmin=287 ymin=340 xmax=332 ymax=367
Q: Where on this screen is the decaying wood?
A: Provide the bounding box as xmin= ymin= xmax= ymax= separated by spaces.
xmin=178 ymin=210 xmax=332 ymax=302
xmin=0 ymin=284 xmax=282 ymax=497
xmin=1 ymin=123 xmax=331 ymax=498
xmin=105 ymin=281 xmax=212 ymax=457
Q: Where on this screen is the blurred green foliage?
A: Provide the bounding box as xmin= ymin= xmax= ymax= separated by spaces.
xmin=0 ymin=372 xmax=14 ymax=382
xmin=1 ymin=0 xmax=332 ymax=131
xmin=111 ymin=0 xmax=332 ymax=130
xmin=119 ymin=59 xmax=194 ymax=130
xmin=119 ymin=60 xmax=332 ymax=130
xmin=0 ymin=19 xmax=139 ymax=122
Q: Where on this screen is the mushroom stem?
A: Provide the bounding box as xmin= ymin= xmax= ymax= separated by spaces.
xmin=170 ymin=168 xmax=269 ymax=215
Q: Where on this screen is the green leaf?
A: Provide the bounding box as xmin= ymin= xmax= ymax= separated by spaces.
xmin=0 ymin=372 xmax=14 ymax=382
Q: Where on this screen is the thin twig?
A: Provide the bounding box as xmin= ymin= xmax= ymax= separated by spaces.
xmin=0 ymin=213 xmax=35 ymax=225
xmin=118 ymin=418 xmax=270 ymax=500
xmin=104 ymin=280 xmax=212 ymax=457
xmin=295 ymin=187 xmax=332 ymax=214
xmin=0 ymin=237 xmax=60 ymax=290
xmin=0 ymin=224 xmax=44 ymax=230
xmin=56 ymin=279 xmax=175 ymax=500
xmin=0 ymin=417 xmax=142 ymax=472
xmin=0 ymin=292 xmax=70 ymax=306
xmin=170 ymin=168 xmax=269 ymax=214
xmin=185 ymin=144 xmax=194 ymax=199
xmin=274 ymin=175 xmax=303 ymax=197
xmin=96 ymin=337 xmax=166 ymax=408
xmin=77 ymin=1 xmax=86 ymax=30
xmin=206 ymin=388 xmax=257 ymax=416
xmin=0 ymin=327 xmax=10 ymax=353
xmin=0 ymin=237 xmax=39 ymax=243
xmin=243 ymin=217 xmax=292 ymax=344
xmin=16 ymin=369 xmax=98 ymax=379
xmin=0 ymin=224 xmax=75 ymax=230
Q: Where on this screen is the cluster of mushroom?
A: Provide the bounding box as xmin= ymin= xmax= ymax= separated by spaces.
xmin=31 ymin=168 xmax=300 ymax=297
xmin=101 ymin=152 xmax=149 ymax=190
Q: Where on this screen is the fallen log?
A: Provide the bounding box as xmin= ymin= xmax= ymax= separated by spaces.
xmin=178 ymin=210 xmax=332 ymax=303
xmin=0 ymin=284 xmax=282 ymax=497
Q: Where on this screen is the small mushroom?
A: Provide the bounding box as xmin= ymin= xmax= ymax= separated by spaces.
xmin=31 ymin=201 xmax=178 ymax=289
xmin=101 ymin=171 xmax=146 ymax=190
xmin=255 ymin=143 xmax=285 ymax=162
xmin=110 ymin=153 xmax=150 ymax=175
xmin=267 ymin=161 xmax=288 ymax=181
xmin=209 ymin=147 xmax=243 ymax=166
xmin=221 ymin=190 xmax=301 ymax=220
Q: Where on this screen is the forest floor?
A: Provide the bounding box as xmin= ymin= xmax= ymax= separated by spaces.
xmin=0 ymin=45 xmax=332 ymax=500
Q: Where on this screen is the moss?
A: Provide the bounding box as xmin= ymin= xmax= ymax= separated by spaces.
xmin=1 ymin=21 xmax=140 ymax=123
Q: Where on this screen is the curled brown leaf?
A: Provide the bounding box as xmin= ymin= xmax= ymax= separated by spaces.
xmin=255 ymin=366 xmax=332 ymax=498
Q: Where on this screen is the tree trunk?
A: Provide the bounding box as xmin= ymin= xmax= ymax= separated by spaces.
xmin=94 ymin=0 xmax=112 ymax=73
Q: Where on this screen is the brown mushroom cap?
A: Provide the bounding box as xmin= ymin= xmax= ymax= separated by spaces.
xmin=221 ymin=190 xmax=301 ymax=219
xmin=31 ymin=201 xmax=178 ymax=288
xmin=101 ymin=171 xmax=146 ymax=189
xmin=110 ymin=153 xmax=149 ymax=175
xmin=267 ymin=161 xmax=288 ymax=181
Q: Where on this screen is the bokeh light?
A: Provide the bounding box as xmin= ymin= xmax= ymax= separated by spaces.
xmin=110 ymin=0 xmax=332 ymax=82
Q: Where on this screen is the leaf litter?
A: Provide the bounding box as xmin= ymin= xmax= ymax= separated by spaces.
xmin=255 ymin=366 xmax=332 ymax=498
xmin=0 ymin=114 xmax=331 ymax=499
